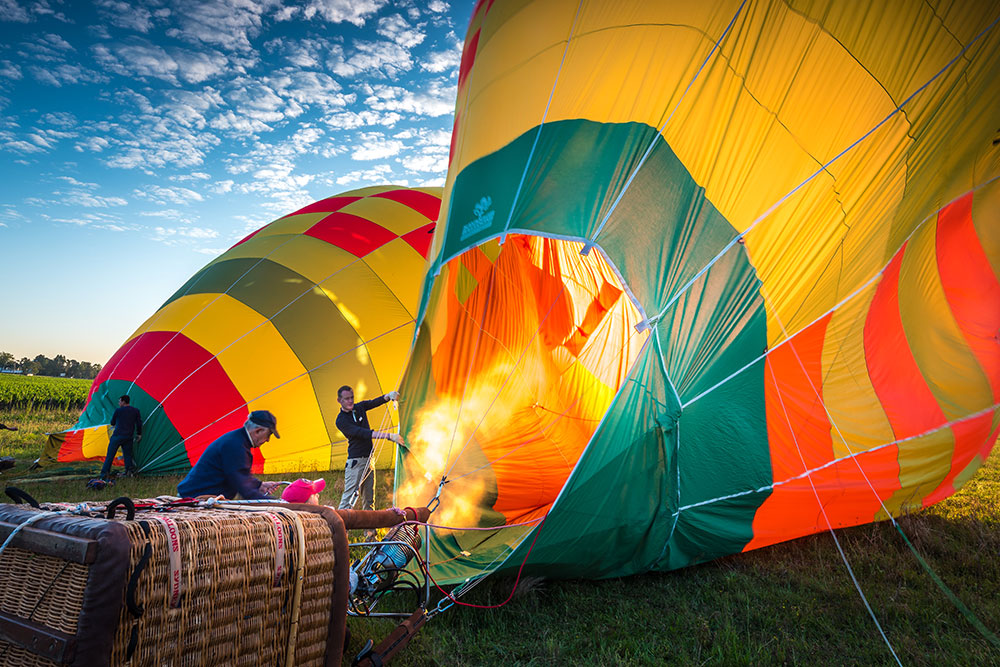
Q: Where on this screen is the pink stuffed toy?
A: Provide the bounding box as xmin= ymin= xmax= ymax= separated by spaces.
xmin=281 ymin=478 xmax=326 ymax=504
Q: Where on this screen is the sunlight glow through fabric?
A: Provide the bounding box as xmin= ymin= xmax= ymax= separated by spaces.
xmin=394 ymin=0 xmax=1000 ymax=585
xmin=51 ymin=185 xmax=441 ymax=475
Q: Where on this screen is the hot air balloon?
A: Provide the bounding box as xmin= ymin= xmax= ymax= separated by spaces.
xmin=394 ymin=0 xmax=1000 ymax=585
xmin=47 ymin=185 xmax=441 ymax=475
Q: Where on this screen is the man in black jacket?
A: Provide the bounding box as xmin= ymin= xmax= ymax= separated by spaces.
xmin=335 ymin=385 xmax=403 ymax=511
xmin=99 ymin=395 xmax=142 ymax=481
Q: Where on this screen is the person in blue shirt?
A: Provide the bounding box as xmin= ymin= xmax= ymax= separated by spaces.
xmin=335 ymin=385 xmax=404 ymax=512
xmin=99 ymin=395 xmax=142 ymax=481
xmin=177 ymin=410 xmax=282 ymax=500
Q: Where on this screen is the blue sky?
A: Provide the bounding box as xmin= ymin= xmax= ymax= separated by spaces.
xmin=0 ymin=0 xmax=473 ymax=365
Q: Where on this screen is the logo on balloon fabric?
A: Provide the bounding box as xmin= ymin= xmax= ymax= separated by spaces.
xmin=461 ymin=195 xmax=495 ymax=240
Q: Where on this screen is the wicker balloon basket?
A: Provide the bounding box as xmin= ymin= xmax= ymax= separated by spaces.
xmin=0 ymin=500 xmax=352 ymax=667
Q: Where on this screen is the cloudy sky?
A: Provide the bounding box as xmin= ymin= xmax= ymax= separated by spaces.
xmin=0 ymin=0 xmax=473 ymax=365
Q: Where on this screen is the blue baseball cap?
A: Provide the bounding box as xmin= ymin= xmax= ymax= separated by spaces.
xmin=248 ymin=410 xmax=280 ymax=438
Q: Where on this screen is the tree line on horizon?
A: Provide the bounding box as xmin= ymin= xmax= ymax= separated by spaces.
xmin=0 ymin=351 xmax=102 ymax=379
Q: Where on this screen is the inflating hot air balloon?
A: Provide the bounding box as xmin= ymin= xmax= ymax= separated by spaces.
xmin=47 ymin=185 xmax=441 ymax=475
xmin=394 ymin=0 xmax=1000 ymax=585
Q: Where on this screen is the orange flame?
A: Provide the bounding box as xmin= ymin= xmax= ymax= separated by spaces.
xmin=397 ymin=364 xmax=517 ymax=528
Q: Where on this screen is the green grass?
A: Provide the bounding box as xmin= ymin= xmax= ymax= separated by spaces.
xmin=2 ymin=406 xmax=998 ymax=665
xmin=0 ymin=405 xmax=391 ymax=507
xmin=0 ymin=374 xmax=91 ymax=410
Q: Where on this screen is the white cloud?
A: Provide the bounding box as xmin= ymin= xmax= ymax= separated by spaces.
xmin=180 ymin=226 xmax=218 ymax=238
xmin=392 ymin=128 xmax=451 ymax=150
xmin=335 ymin=163 xmax=394 ymax=186
xmin=421 ymin=44 xmax=461 ymax=73
xmin=92 ymin=42 xmax=174 ymax=82
xmin=25 ymin=130 xmax=69 ymax=149
xmin=272 ymin=6 xmax=297 ymax=22
xmin=92 ymin=40 xmax=228 ymax=85
xmin=29 ymin=63 xmax=105 ymax=87
xmin=0 ymin=61 xmax=22 ymax=80
xmin=74 ymin=136 xmax=111 ymax=152
xmin=28 ymin=0 xmax=70 ymax=23
xmin=330 ymin=40 xmax=413 ymax=78
xmin=377 ymin=14 xmax=426 ymax=49
xmin=173 ymin=171 xmax=212 ymax=181
xmin=20 ymin=33 xmax=74 ymax=63
xmin=223 ymin=124 xmax=325 ymax=184
xmin=0 ymin=204 xmax=27 ymax=225
xmin=266 ymin=70 xmax=353 ymax=109
xmin=59 ymin=191 xmax=129 ymax=208
xmin=323 ymin=109 xmax=401 ymax=130
xmin=400 ymin=152 xmax=447 ymax=173
xmin=135 ymin=184 xmax=204 ymax=205
xmin=88 ymin=24 xmax=113 ymax=40
xmin=138 ymin=208 xmax=185 ymax=218
xmin=427 ymin=1 xmax=448 ymax=13
xmin=288 ymin=125 xmax=325 ymax=151
xmin=55 ymin=176 xmax=98 ymax=189
xmin=104 ymin=123 xmax=220 ymax=171
xmin=155 ymin=88 xmax=224 ymax=130
xmin=152 ymin=225 xmax=220 ymax=243
xmin=225 ymin=79 xmax=288 ymax=123
xmin=172 ymin=50 xmax=230 ymax=84
xmin=167 ymin=0 xmax=282 ymax=52
xmin=208 ymin=109 xmax=273 ymax=135
xmin=48 ymin=211 xmax=132 ymax=228
xmin=0 ymin=0 xmax=30 ymax=22
xmin=209 ymin=179 xmax=235 ymax=194
xmin=96 ymin=0 xmax=157 ymax=33
xmin=351 ymin=132 xmax=404 ymax=160
xmin=397 ymin=127 xmax=449 ymax=174
xmin=232 ymin=164 xmax=313 ymax=195
xmin=0 ymin=0 xmax=71 ymax=23
xmin=240 ymin=188 xmax=316 ymax=218
xmin=303 ymin=0 xmax=386 ymax=26
xmin=4 ymin=139 xmax=46 ymax=153
xmin=39 ymin=111 xmax=77 ymax=128
xmin=266 ymin=36 xmax=325 ymax=68
xmin=362 ymin=80 xmax=455 ymax=117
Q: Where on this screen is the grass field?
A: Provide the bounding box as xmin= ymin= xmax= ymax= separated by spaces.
xmin=0 ymin=374 xmax=91 ymax=410
xmin=1 ymin=406 xmax=998 ymax=665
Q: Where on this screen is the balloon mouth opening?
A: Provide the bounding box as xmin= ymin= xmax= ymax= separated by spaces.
xmin=398 ymin=234 xmax=648 ymax=528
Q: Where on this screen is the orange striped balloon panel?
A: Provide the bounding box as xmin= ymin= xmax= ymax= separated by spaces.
xmin=66 ymin=186 xmax=441 ymax=475
xmin=750 ymin=187 xmax=1000 ymax=550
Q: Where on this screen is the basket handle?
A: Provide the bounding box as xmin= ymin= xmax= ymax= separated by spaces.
xmin=4 ymin=486 xmax=40 ymax=508
xmin=107 ymin=497 xmax=136 ymax=521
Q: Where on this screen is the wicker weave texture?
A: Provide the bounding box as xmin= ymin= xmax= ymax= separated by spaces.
xmin=0 ymin=545 xmax=88 ymax=667
xmin=1 ymin=504 xmax=336 ymax=667
xmin=109 ymin=507 xmax=335 ymax=667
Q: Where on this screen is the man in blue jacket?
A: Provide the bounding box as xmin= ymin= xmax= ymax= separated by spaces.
xmin=99 ymin=395 xmax=142 ymax=481
xmin=335 ymin=386 xmax=403 ymax=511
xmin=177 ymin=410 xmax=282 ymax=500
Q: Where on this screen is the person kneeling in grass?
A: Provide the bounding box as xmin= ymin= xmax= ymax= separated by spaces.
xmin=177 ymin=410 xmax=283 ymax=500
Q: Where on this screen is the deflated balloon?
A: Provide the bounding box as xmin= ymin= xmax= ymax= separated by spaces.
xmin=395 ymin=0 xmax=1000 ymax=583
